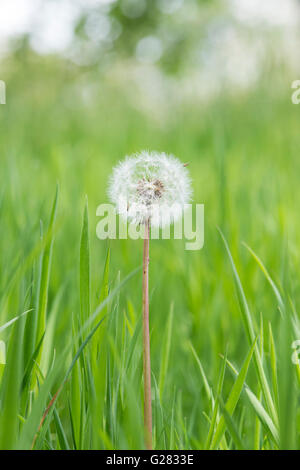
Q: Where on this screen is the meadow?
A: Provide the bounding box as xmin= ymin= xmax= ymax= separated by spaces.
xmin=0 ymin=52 xmax=300 ymax=450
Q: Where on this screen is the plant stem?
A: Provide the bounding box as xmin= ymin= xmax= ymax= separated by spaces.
xmin=143 ymin=219 xmax=152 ymax=449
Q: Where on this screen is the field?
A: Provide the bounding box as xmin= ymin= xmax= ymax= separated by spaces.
xmin=0 ymin=50 xmax=300 ymax=450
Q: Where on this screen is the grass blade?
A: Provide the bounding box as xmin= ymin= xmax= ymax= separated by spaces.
xmin=245 ymin=388 xmax=279 ymax=446
xmin=218 ymin=228 xmax=278 ymax=426
xmin=218 ymin=396 xmax=246 ymax=450
xmin=80 ymin=197 xmax=91 ymax=329
xmin=210 ymin=337 xmax=256 ymax=449
xmin=158 ymin=303 xmax=174 ymax=400
xmin=34 ymin=185 xmax=59 ymax=366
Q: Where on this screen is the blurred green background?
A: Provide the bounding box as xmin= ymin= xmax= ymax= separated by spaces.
xmin=1 ymin=0 xmax=300 ymax=450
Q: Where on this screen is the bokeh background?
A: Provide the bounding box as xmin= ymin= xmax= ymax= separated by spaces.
xmin=1 ymin=0 xmax=300 ymax=450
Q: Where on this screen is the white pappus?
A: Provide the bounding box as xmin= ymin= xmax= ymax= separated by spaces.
xmin=108 ymin=150 xmax=193 ymax=228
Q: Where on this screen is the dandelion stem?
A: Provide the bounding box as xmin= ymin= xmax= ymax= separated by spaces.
xmin=143 ymin=219 xmax=152 ymax=449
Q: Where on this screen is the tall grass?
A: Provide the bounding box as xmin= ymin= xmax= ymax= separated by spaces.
xmin=0 ymin=55 xmax=300 ymax=449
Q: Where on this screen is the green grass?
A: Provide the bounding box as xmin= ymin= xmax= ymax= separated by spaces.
xmin=0 ymin=53 xmax=300 ymax=449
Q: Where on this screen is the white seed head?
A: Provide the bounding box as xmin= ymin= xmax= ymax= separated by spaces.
xmin=108 ymin=150 xmax=192 ymax=227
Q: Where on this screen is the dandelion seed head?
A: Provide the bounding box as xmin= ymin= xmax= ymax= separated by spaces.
xmin=108 ymin=150 xmax=192 ymax=227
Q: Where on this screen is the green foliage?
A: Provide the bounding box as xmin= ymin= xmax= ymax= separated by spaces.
xmin=0 ymin=51 xmax=300 ymax=449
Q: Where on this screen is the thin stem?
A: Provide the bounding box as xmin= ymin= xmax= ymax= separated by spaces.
xmin=143 ymin=219 xmax=152 ymax=449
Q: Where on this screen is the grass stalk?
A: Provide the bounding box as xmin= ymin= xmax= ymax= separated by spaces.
xmin=142 ymin=219 xmax=152 ymax=449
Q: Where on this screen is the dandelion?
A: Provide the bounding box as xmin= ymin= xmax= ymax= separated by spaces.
xmin=108 ymin=150 xmax=192 ymax=227
xmin=108 ymin=150 xmax=192 ymax=449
